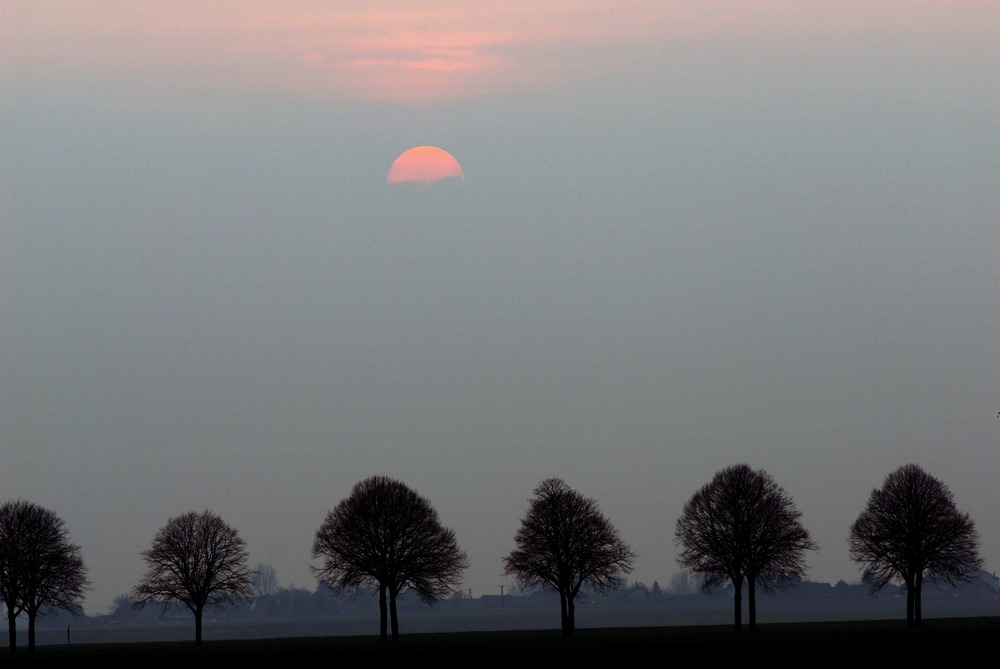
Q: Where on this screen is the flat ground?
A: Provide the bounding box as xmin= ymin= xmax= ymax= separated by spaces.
xmin=7 ymin=617 xmax=998 ymax=661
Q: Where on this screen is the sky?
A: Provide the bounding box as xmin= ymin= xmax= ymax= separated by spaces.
xmin=2 ymin=2 xmax=998 ymax=616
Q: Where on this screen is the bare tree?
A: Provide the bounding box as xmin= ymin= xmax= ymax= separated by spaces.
xmin=0 ymin=500 xmax=88 ymax=654
xmin=849 ymin=463 xmax=983 ymax=627
xmin=311 ymin=475 xmax=468 ymax=642
xmin=508 ymin=577 xmax=543 ymax=596
xmin=251 ymin=562 xmax=279 ymax=605
xmin=111 ymin=594 xmax=135 ymax=620
xmin=132 ymin=510 xmax=253 ymax=646
xmin=666 ymin=569 xmax=707 ymax=596
xmin=503 ymin=478 xmax=636 ymax=637
xmin=674 ymin=464 xmax=817 ymax=632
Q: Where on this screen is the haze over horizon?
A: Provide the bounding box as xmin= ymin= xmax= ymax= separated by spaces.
xmin=2 ymin=2 xmax=998 ymax=615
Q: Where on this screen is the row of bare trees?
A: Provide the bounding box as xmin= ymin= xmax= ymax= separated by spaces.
xmin=0 ymin=462 xmax=985 ymax=652
xmin=674 ymin=463 xmax=982 ymax=632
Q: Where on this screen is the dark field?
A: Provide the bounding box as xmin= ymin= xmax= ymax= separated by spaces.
xmin=9 ymin=617 xmax=999 ymax=661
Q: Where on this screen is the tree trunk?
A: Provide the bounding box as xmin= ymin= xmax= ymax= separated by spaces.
xmin=389 ymin=589 xmax=400 ymax=641
xmin=904 ymin=574 xmax=915 ymax=627
xmin=732 ymin=575 xmax=744 ymax=632
xmin=565 ymin=596 xmax=576 ymax=637
xmin=27 ymin=611 xmax=36 ymax=651
xmin=559 ymin=590 xmax=569 ymax=635
xmin=194 ymin=605 xmax=203 ymax=646
xmin=914 ymin=572 xmax=923 ymax=626
xmin=6 ymin=613 xmax=16 ymax=654
xmin=378 ymin=583 xmax=388 ymax=641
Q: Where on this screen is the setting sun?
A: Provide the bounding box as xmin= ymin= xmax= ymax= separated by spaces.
xmin=387 ymin=146 xmax=464 ymax=186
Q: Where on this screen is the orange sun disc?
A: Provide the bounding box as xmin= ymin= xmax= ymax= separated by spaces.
xmin=387 ymin=146 xmax=464 ymax=186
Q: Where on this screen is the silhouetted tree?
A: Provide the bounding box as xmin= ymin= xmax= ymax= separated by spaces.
xmin=674 ymin=464 xmax=817 ymax=632
xmin=848 ymin=463 xmax=983 ymax=627
xmin=0 ymin=500 xmax=88 ymax=654
xmin=132 ymin=510 xmax=253 ymax=646
xmin=503 ymin=478 xmax=636 ymax=636
xmin=311 ymin=475 xmax=469 ymax=642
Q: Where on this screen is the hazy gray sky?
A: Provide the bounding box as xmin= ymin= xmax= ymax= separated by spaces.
xmin=2 ymin=2 xmax=998 ymax=615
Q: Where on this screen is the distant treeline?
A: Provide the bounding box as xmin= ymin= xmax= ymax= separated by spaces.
xmin=30 ymin=570 xmax=1000 ymax=634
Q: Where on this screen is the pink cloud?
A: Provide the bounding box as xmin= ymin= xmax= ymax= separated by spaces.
xmin=3 ymin=2 xmax=997 ymax=102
